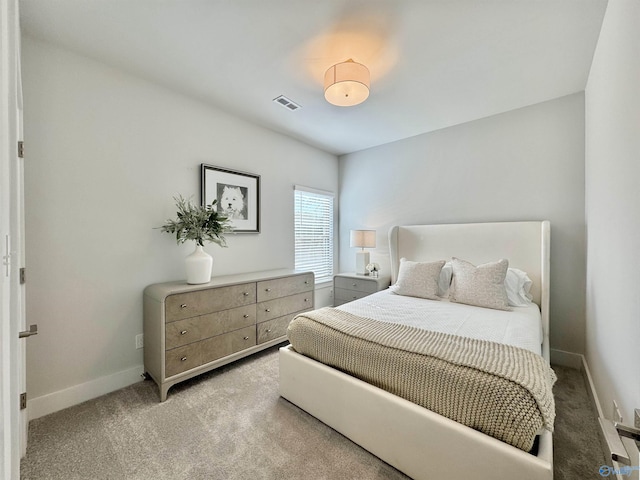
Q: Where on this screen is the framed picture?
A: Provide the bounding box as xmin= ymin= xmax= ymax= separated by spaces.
xmin=201 ymin=164 xmax=260 ymax=233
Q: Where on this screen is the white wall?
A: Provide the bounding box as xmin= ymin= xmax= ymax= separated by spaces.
xmin=585 ymin=0 xmax=640 ymax=424
xmin=21 ymin=36 xmax=338 ymax=416
xmin=339 ymin=93 xmax=586 ymax=354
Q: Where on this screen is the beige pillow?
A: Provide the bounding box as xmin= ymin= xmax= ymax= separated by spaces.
xmin=449 ymin=257 xmax=511 ymax=311
xmin=390 ymin=258 xmax=445 ymax=300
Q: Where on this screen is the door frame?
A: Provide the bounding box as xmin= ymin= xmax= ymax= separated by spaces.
xmin=1 ymin=0 xmax=27 ymax=477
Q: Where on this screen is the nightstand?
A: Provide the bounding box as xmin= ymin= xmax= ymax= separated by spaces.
xmin=333 ymin=272 xmax=391 ymax=307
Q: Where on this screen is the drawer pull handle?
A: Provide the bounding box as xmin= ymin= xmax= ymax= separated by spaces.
xmin=265 ymin=308 xmax=271 ymax=313
xmin=265 ymin=288 xmax=271 ymax=292
xmin=181 ymin=356 xmax=187 ymax=362
xmin=304 ymin=298 xmax=309 ymax=302
xmin=304 ymin=280 xmax=309 ymax=284
xmin=266 ymin=329 xmax=272 ymax=333
xmin=243 ymin=336 xmax=249 ymax=340
xmin=243 ymin=292 xmax=249 ymax=296
xmin=180 ymin=304 xmax=187 ymax=309
xmin=352 ymin=283 xmax=357 ymax=287
xmin=180 ymin=330 xmax=188 ymax=335
xmin=243 ymin=314 xmax=249 ymax=318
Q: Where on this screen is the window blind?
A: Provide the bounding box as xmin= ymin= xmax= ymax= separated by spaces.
xmin=294 ymin=186 xmax=334 ymax=284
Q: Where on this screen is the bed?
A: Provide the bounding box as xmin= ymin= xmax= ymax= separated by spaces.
xmin=279 ymin=221 xmax=553 ymax=480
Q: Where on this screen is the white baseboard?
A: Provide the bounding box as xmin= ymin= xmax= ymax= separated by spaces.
xmin=550 ymin=348 xmax=583 ymax=369
xmin=28 ymin=364 xmax=144 ymax=420
xmin=580 ymin=355 xmax=605 ymax=418
xmin=579 ymin=354 xmax=619 ymax=471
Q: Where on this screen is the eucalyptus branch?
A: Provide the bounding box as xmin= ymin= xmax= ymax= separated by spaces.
xmin=158 ymin=195 xmax=234 ymax=247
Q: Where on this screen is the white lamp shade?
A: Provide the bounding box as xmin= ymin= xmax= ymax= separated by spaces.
xmin=324 ymin=60 xmax=370 ymax=107
xmin=350 ymin=230 xmax=376 ymax=249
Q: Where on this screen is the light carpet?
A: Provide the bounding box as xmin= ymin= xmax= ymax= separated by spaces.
xmin=21 ymin=344 xmax=606 ymax=479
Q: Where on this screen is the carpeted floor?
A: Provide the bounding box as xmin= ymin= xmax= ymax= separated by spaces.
xmin=552 ymin=364 xmax=608 ymax=480
xmin=21 ymin=345 xmax=607 ymax=479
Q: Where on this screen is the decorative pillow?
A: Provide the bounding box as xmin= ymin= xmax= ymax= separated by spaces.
xmin=505 ymin=268 xmax=533 ymax=307
xmin=449 ymin=257 xmax=511 ymax=311
xmin=390 ymin=258 xmax=445 ymax=300
xmin=438 ymin=261 xmax=453 ymax=297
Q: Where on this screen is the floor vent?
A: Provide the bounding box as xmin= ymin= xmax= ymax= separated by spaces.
xmin=273 ymin=95 xmax=301 ymax=111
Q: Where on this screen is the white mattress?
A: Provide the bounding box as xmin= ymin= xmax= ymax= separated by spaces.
xmin=337 ymin=289 xmax=542 ymax=355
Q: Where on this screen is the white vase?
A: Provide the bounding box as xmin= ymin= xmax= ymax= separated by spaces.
xmin=185 ymin=244 xmax=213 ymax=284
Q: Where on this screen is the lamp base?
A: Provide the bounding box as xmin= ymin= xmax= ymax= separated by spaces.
xmin=355 ymin=251 xmax=370 ymax=275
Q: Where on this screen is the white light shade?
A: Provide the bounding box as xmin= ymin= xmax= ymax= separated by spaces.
xmin=324 ymin=59 xmax=370 ymax=107
xmin=350 ymin=230 xmax=376 ymax=249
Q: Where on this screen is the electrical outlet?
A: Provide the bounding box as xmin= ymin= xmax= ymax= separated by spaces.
xmin=135 ymin=334 xmax=144 ymax=350
xmin=613 ymin=400 xmax=623 ymax=423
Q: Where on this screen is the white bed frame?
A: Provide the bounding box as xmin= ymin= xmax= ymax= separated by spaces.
xmin=279 ymin=221 xmax=552 ymax=480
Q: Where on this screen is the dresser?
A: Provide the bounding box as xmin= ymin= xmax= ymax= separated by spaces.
xmin=144 ymin=269 xmax=314 ymax=401
xmin=333 ymin=272 xmax=391 ymax=306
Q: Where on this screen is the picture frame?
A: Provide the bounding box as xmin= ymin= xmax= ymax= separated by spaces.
xmin=201 ymin=164 xmax=260 ymax=233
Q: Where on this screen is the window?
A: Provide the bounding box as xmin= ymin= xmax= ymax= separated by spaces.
xmin=294 ymin=185 xmax=334 ymax=284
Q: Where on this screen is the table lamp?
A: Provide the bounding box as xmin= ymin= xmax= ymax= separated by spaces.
xmin=350 ymin=230 xmax=376 ymax=275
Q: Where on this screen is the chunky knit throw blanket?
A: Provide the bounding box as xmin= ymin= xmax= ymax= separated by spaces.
xmin=287 ymin=307 xmax=556 ymax=452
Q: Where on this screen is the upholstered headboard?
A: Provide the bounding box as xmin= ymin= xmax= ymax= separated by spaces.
xmin=388 ymin=221 xmax=550 ymax=357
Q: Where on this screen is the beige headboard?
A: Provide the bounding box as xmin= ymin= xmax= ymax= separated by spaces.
xmin=388 ymin=221 xmax=550 ymax=355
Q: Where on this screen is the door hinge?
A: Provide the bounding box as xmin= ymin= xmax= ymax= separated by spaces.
xmin=17 ymin=141 xmax=24 ymax=158
xmin=20 ymin=392 xmax=27 ymax=410
xmin=19 ymin=267 xmax=25 ymax=284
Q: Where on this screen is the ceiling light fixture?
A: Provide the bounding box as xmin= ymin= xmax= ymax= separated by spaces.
xmin=324 ymin=59 xmax=370 ymax=107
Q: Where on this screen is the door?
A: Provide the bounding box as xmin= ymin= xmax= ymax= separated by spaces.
xmin=1 ymin=0 xmax=28 ymax=477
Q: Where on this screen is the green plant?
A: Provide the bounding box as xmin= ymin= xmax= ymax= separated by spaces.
xmin=159 ymin=195 xmax=233 ymax=247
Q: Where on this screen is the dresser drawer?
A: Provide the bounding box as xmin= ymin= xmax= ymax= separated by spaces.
xmin=165 ymin=325 xmax=256 ymax=377
xmin=334 ymin=276 xmax=378 ymax=294
xmin=334 ymin=288 xmax=370 ymax=304
xmin=165 ymin=283 xmax=256 ymax=322
xmin=256 ymin=291 xmax=313 ymax=322
xmin=256 ymin=313 xmax=299 ymax=344
xmin=165 ymin=304 xmax=256 ymax=350
xmin=256 ymin=273 xmax=314 ymax=302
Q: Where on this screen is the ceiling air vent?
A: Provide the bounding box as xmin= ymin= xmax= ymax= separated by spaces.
xmin=273 ymin=95 xmax=301 ymax=111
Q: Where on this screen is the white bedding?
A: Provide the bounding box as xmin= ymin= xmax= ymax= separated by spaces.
xmin=337 ymin=289 xmax=542 ymax=355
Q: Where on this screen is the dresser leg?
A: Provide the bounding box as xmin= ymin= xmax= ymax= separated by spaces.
xmin=160 ymin=384 xmax=170 ymax=402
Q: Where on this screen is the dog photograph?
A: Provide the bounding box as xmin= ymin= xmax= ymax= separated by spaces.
xmin=216 ymin=183 xmax=248 ymax=220
xmin=201 ymin=163 xmax=260 ymax=233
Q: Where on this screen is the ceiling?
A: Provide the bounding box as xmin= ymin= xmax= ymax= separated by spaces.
xmin=19 ymin=0 xmax=607 ymax=156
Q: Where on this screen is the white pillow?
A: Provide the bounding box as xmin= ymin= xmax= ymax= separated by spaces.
xmin=438 ymin=261 xmax=453 ymax=297
xmin=449 ymin=257 xmax=511 ymax=311
xmin=390 ymin=258 xmax=445 ymax=300
xmin=505 ymin=268 xmax=533 ymax=306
